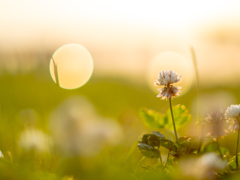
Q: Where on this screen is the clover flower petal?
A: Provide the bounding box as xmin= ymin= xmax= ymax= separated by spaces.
xmin=155 ymin=70 xmax=182 ymax=100
xmin=225 ymin=104 xmax=240 ymax=132
xmin=179 ymin=153 xmax=227 ymax=180
xmin=204 ymin=109 xmax=227 ymax=138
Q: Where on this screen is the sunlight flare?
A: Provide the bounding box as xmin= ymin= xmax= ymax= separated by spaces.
xmin=49 ymin=43 xmax=94 ymax=89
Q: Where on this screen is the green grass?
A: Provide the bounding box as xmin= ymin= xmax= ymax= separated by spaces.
xmin=0 ymin=66 xmax=240 ymax=179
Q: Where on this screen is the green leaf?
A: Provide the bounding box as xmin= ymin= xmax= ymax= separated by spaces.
xmin=179 ymin=136 xmax=200 ymax=153
xmin=166 ymin=105 xmax=191 ymax=130
xmin=219 ymin=147 xmax=230 ymax=157
xmin=151 ymin=131 xmax=166 ymax=139
xmin=139 ymin=106 xmax=191 ymax=130
xmin=138 ymin=142 xmax=160 ymax=158
xmin=203 ymin=142 xmax=219 ymax=153
xmin=141 ymin=165 xmax=154 ymax=172
xmin=142 ymin=134 xmax=160 ymax=147
xmin=203 ymin=142 xmax=230 ymax=157
xmin=160 ymin=139 xmax=178 ymax=152
xmin=139 ymin=108 xmax=168 ymax=129
xmin=169 ymin=151 xmax=180 ymax=158
xmin=228 ymin=153 xmax=240 ymax=170
xmin=166 ymin=158 xmax=174 ymax=166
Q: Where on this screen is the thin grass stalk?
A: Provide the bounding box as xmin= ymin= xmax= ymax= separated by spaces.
xmin=190 ymin=46 xmax=204 ymax=154
xmin=165 ymin=150 xmax=171 ymax=166
xmin=158 ymin=146 xmax=163 ymax=166
xmin=52 ymin=57 xmax=59 ymax=86
xmin=190 ymin=46 xmax=200 ymax=124
xmin=134 ymin=156 xmax=145 ymax=175
xmin=236 ymin=129 xmax=240 ymax=170
xmin=197 ymin=124 xmax=204 ymax=154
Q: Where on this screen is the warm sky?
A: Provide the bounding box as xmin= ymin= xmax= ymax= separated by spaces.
xmin=1 ymin=0 xmax=240 ymax=88
xmin=1 ymin=0 xmax=240 ymax=49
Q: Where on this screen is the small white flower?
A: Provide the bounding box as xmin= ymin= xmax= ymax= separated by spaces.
xmin=154 ymin=70 xmax=182 ymax=100
xmin=49 ymin=96 xmax=123 ymax=156
xmin=225 ymin=104 xmax=240 ymax=132
xmin=0 ymin=150 xmax=3 ymax=158
xmin=18 ymin=128 xmax=52 ymax=153
xmin=179 ymin=153 xmax=227 ymax=180
xmin=204 ymin=109 xmax=227 ymax=138
xmin=225 ymin=105 xmax=240 ymax=119
xmin=229 ymin=120 xmax=240 ymax=132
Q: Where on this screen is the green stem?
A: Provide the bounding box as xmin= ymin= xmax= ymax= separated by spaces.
xmin=217 ymin=138 xmax=223 ymax=159
xmin=134 ymin=156 xmax=145 ymax=175
xmin=158 ymin=146 xmax=163 ymax=166
xmin=165 ymin=150 xmax=171 ymax=167
xmin=197 ymin=124 xmax=204 ymax=154
xmin=190 ymin=46 xmax=200 ymax=124
xmin=169 ymin=98 xmax=181 ymax=149
xmin=186 ymin=139 xmax=197 ymax=155
xmin=236 ymin=130 xmax=239 ymax=170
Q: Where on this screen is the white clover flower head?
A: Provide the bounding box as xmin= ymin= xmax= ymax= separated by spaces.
xmin=225 ymin=104 xmax=240 ymax=119
xmin=204 ymin=109 xmax=227 ymax=138
xmin=18 ymin=129 xmax=52 ymax=153
xmin=199 ymin=152 xmax=227 ymax=170
xmin=205 ymin=109 xmax=223 ymax=123
xmin=49 ymin=96 xmax=123 ymax=156
xmin=225 ymin=104 xmax=240 ymax=132
xmin=179 ymin=153 xmax=227 ymax=180
xmin=154 ymin=70 xmax=182 ymax=100
xmin=228 ymin=120 xmax=239 ymax=132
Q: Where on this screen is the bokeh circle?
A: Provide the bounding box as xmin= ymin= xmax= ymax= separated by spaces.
xmin=49 ymin=44 xmax=94 ymax=89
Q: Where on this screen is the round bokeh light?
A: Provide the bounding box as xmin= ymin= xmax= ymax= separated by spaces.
xmin=49 ymin=44 xmax=93 ymax=89
xmin=146 ymin=51 xmax=194 ymax=96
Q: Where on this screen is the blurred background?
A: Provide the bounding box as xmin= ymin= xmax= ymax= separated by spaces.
xmin=1 ymin=0 xmax=240 ymax=179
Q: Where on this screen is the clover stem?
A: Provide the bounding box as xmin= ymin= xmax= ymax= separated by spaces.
xmin=158 ymin=146 xmax=163 ymax=166
xmin=216 ymin=138 xmax=223 ymax=159
xmin=186 ymin=139 xmax=195 ymax=155
xmin=169 ymin=98 xmax=181 ymax=150
xmin=197 ymin=124 xmax=204 ymax=154
xmin=236 ymin=129 xmax=240 ymax=170
xmin=165 ymin=150 xmax=171 ymax=167
xmin=134 ymin=156 xmax=145 ymax=175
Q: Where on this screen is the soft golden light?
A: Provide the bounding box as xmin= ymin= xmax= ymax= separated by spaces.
xmin=146 ymin=51 xmax=194 ymax=96
xmin=49 ymin=44 xmax=93 ymax=89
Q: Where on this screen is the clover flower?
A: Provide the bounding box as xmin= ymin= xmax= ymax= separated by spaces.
xmin=225 ymin=104 xmax=240 ymax=132
xmin=204 ymin=109 xmax=227 ymax=138
xmin=179 ymin=153 xmax=227 ymax=180
xmin=49 ymin=96 xmax=123 ymax=156
xmin=18 ymin=128 xmax=52 ymax=153
xmin=154 ymin=70 xmax=182 ymax=100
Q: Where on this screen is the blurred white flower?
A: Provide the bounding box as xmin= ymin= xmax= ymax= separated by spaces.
xmin=204 ymin=109 xmax=227 ymax=138
xmin=49 ymin=96 xmax=123 ymax=156
xmin=225 ymin=104 xmax=240 ymax=132
xmin=18 ymin=128 xmax=52 ymax=153
xmin=154 ymin=70 xmax=181 ymax=100
xmin=225 ymin=105 xmax=240 ymax=119
xmin=179 ymin=153 xmax=227 ymax=180
xmin=228 ymin=120 xmax=239 ymax=132
xmin=0 ymin=150 xmax=3 ymax=158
